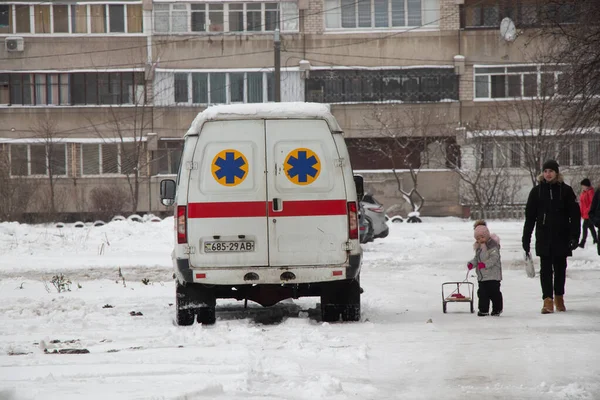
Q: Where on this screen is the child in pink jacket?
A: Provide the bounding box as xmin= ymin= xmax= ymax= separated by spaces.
xmin=467 ymin=220 xmax=503 ymax=317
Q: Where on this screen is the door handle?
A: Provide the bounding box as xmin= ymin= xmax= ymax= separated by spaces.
xmin=272 ymin=198 xmax=282 ymax=212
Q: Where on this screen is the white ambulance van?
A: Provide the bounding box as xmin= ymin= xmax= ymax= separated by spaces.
xmin=160 ymin=103 xmax=363 ymax=325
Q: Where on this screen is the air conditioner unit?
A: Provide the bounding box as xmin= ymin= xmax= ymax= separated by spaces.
xmin=5 ymin=37 xmax=24 ymax=52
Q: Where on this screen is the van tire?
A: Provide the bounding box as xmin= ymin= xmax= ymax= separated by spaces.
xmin=341 ymin=305 xmax=361 ymax=322
xmin=321 ymin=304 xmax=340 ymax=322
xmin=195 ymin=286 xmax=217 ymax=325
xmin=320 ymin=276 xmax=361 ymax=322
xmin=175 ymin=282 xmax=196 ymax=326
xmin=197 ymin=307 xmax=216 ymax=325
xmin=341 ymin=277 xmax=361 ymax=322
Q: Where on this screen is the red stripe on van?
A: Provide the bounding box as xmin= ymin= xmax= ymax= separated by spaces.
xmin=187 ymin=200 xmax=347 ymax=218
xmin=269 ymin=199 xmax=347 ymax=217
xmin=188 ymin=201 xmax=267 ymax=218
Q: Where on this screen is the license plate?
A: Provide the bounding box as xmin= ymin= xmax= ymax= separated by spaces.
xmin=204 ymin=241 xmax=255 ymax=253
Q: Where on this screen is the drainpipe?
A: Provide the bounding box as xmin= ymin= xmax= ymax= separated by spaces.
xmin=143 ymin=0 xmax=154 ymax=213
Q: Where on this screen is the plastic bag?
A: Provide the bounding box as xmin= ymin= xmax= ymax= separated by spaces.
xmin=524 ymin=252 xmax=535 ymax=278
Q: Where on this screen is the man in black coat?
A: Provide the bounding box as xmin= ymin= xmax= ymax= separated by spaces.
xmin=522 ymin=160 xmax=581 ymax=314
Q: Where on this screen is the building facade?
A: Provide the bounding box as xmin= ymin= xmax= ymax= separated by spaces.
xmin=0 ymin=0 xmax=595 ymax=220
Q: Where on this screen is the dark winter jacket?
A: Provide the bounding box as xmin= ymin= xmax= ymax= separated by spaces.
xmin=522 ymin=174 xmax=581 ymax=257
xmin=589 ymin=189 xmax=600 ymax=228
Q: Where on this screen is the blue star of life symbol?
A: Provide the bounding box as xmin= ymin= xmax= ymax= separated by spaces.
xmin=214 ymin=151 xmax=246 ymax=184
xmin=287 ymin=150 xmax=318 ymax=183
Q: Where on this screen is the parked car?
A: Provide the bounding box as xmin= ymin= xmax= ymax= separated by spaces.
xmin=359 ymin=202 xmax=374 ymax=244
xmin=361 ymin=194 xmax=389 ymax=239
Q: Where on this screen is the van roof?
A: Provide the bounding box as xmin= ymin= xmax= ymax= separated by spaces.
xmin=185 ymin=102 xmax=343 ymax=137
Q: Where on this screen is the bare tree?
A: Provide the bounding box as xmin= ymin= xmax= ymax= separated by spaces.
xmin=448 ymin=126 xmax=520 ymax=217
xmin=487 ymin=93 xmax=582 ymax=188
xmin=31 ymin=117 xmax=68 ymax=218
xmin=357 ymin=105 xmax=444 ymax=214
xmin=87 ymin=78 xmax=152 ymax=214
xmin=535 ymin=0 xmax=600 ymax=131
xmin=0 ymin=147 xmax=35 ymax=221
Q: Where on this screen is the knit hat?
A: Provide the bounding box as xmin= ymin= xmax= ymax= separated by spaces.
xmin=542 ymin=159 xmax=559 ymax=174
xmin=581 ymin=178 xmax=591 ymax=187
xmin=474 ymin=224 xmax=490 ymax=240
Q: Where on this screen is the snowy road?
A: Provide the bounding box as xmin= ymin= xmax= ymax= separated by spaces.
xmin=1 ymin=218 xmax=600 ymax=400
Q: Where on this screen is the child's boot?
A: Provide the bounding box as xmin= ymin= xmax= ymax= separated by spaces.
xmin=555 ymin=295 xmax=566 ymax=312
xmin=541 ymin=297 xmax=554 ymax=314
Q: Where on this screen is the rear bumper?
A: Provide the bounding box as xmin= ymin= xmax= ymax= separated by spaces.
xmin=174 ymin=254 xmax=361 ymax=285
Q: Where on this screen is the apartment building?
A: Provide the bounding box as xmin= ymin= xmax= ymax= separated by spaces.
xmin=0 ymin=0 xmax=594 ymax=220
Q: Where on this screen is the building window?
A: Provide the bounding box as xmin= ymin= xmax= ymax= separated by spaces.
xmin=1 ymin=71 xmax=142 ymax=106
xmin=53 ymin=5 xmax=69 ymax=33
xmin=0 ymin=3 xmax=143 ymax=34
xmin=192 ymin=73 xmax=208 ymax=103
xmin=0 ymin=4 xmax=12 ymax=34
xmin=509 ymin=142 xmax=520 ymax=167
xmin=81 ymin=143 xmax=137 ymax=175
xmin=127 ymin=5 xmax=143 ymax=33
xmin=191 ymin=4 xmax=206 ymax=31
xmin=174 ymin=73 xmax=188 ymax=103
xmin=208 ymin=4 xmax=224 ymax=32
xmin=474 ymin=65 xmax=565 ymax=99
xmin=229 ymin=3 xmax=244 ymax=32
xmin=265 ymin=3 xmax=279 ymax=30
xmin=557 ymin=142 xmax=570 ymax=167
xmin=306 ymin=68 xmax=457 ymax=103
xmin=464 ymin=1 xmax=499 ymax=28
xmin=153 ymin=2 xmax=297 ymax=33
xmin=91 ymin=4 xmax=107 ymax=33
xmin=172 ymin=71 xmax=274 ymax=105
xmin=155 ymin=141 xmax=183 ymax=175
xmin=16 ymin=5 xmax=31 ymax=33
xmin=481 ymin=144 xmax=494 ymax=168
xmin=462 ymin=0 xmax=579 ymax=29
xmin=71 ymin=5 xmax=88 ymax=33
xmin=0 ymin=74 xmax=9 ymax=104
xmin=9 ymin=143 xmax=67 ymax=176
xmin=109 ymin=5 xmax=126 ymax=33
xmin=9 ymin=144 xmax=28 ymax=176
xmin=325 ymin=0 xmax=439 ymax=30
xmin=70 ymin=72 xmax=144 ymax=105
xmin=34 ymin=5 xmax=51 ymax=34
xmin=10 ymin=74 xmax=32 ymax=105
xmin=572 ymin=141 xmax=583 ymax=166
xmin=589 ymin=141 xmax=600 ymax=165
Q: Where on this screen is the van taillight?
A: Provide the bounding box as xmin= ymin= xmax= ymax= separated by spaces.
xmin=177 ymin=206 xmax=187 ymax=244
xmin=347 ymin=201 xmax=358 ymax=240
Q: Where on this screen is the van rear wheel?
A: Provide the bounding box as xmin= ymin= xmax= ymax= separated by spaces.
xmin=320 ymin=276 xmax=361 ymax=322
xmin=197 ymin=307 xmax=216 ymax=325
xmin=195 ymin=286 xmax=216 ymax=325
xmin=341 ymin=277 xmax=361 ymax=322
xmin=175 ymin=282 xmax=196 ymax=326
xmin=321 ymin=304 xmax=340 ymax=322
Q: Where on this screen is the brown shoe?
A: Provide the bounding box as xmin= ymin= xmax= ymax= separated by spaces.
xmin=541 ymin=297 xmax=554 ymax=314
xmin=555 ymin=295 xmax=566 ymax=312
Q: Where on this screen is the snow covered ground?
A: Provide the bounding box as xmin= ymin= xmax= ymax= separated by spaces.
xmin=1 ymin=217 xmax=599 ymax=400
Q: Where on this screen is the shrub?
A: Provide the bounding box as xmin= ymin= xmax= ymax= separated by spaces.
xmin=89 ymin=186 xmax=128 ymax=221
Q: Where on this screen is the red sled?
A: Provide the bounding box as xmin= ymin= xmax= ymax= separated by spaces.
xmin=442 ymin=281 xmax=474 ymax=314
